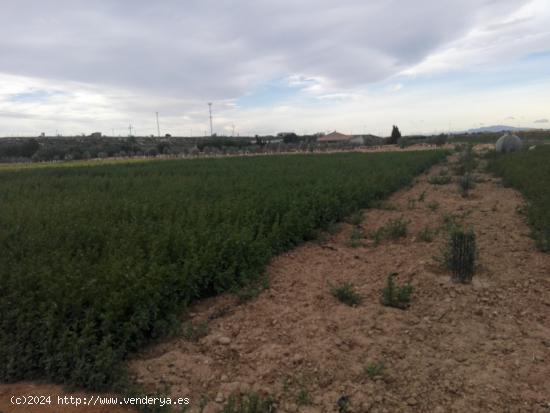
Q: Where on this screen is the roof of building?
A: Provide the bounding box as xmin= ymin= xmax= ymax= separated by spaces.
xmin=317 ymin=131 xmax=352 ymax=142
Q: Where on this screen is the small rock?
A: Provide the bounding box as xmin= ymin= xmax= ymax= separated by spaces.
xmin=218 ymin=336 xmax=231 ymax=345
xmin=292 ymin=353 xmax=303 ymax=364
xmin=407 ymin=397 xmax=418 ymax=406
xmin=220 ymin=374 xmax=228 ymax=381
xmin=215 ymin=393 xmax=225 ymax=403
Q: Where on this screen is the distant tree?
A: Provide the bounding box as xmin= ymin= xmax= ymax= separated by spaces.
xmin=0 ymin=139 xmax=40 ymax=158
xmin=146 ymin=148 xmax=158 ymax=157
xmin=433 ymin=133 xmax=448 ymax=147
xmin=255 ymin=135 xmax=265 ymax=146
xmin=156 ymin=142 xmax=169 ymax=154
xmin=388 ymin=125 xmax=401 ymax=144
xmin=281 ymin=132 xmax=299 ymax=144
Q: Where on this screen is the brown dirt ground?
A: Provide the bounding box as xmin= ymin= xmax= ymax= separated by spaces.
xmin=1 ymin=147 xmax=549 ymax=413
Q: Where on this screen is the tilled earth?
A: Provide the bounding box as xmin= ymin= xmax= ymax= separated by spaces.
xmin=1 ymin=149 xmax=549 ymax=413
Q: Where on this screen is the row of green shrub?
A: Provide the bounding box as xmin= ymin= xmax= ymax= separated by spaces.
xmin=488 ymin=146 xmax=550 ymax=251
xmin=0 ymin=151 xmax=445 ymax=390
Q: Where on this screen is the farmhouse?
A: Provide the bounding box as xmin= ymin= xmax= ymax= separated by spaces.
xmin=317 ymin=131 xmax=352 ymax=143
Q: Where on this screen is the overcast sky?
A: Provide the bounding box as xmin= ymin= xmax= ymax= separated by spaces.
xmin=1 ymin=0 xmax=549 ymax=136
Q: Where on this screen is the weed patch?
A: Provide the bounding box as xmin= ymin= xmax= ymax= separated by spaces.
xmin=371 ymin=217 xmax=408 ymax=245
xmin=219 ymin=393 xmax=275 ymax=413
xmin=418 ymin=226 xmax=435 ymax=242
xmin=331 ymin=282 xmax=362 ymax=307
xmin=458 ymin=173 xmax=475 ymax=197
xmin=427 ymin=201 xmax=440 ymax=211
xmin=365 ymin=361 xmax=385 ymax=379
xmin=181 ymin=321 xmax=209 ymax=342
xmin=381 ymin=274 xmax=412 ymax=309
xmin=346 ymin=226 xmax=364 ymax=248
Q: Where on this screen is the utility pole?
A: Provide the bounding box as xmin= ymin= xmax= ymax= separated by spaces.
xmin=128 ymin=124 xmax=133 ymax=137
xmin=208 ymin=102 xmax=213 ymax=136
xmin=156 ymin=112 xmax=161 ymax=137
xmin=232 ymin=124 xmax=235 ymax=137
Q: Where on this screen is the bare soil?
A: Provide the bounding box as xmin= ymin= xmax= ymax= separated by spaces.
xmin=1 ymin=148 xmax=549 ymax=413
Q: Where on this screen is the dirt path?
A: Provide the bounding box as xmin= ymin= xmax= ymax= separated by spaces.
xmin=1 ymin=149 xmax=549 ymax=413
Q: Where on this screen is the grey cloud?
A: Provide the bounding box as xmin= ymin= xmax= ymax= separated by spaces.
xmin=534 ymin=118 xmax=548 ymax=123
xmin=0 ymin=0 xmax=533 ymax=102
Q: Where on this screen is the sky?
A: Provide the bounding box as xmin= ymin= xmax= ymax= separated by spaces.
xmin=0 ymin=0 xmax=549 ymax=137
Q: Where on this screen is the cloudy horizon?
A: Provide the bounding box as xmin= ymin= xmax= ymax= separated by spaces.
xmin=1 ymin=0 xmax=549 ymax=137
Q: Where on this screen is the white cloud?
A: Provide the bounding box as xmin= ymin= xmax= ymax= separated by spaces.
xmin=402 ymin=0 xmax=550 ymax=76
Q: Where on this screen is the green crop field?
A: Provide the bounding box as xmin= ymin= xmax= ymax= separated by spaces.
xmin=0 ymin=151 xmax=445 ymax=390
xmin=489 ymin=146 xmax=550 ymax=252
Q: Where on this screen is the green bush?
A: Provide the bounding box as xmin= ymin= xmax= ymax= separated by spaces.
xmin=458 ymin=173 xmax=475 ymax=197
xmin=455 ymin=145 xmax=477 ymax=175
xmin=347 ymin=226 xmax=364 ymax=248
xmin=371 ymin=217 xmax=408 ymax=245
xmin=418 ymin=226 xmax=435 ymax=242
xmin=365 ymin=361 xmax=385 ymax=379
xmin=346 ymin=210 xmax=364 ymax=226
xmin=331 ymin=282 xmax=362 ymax=307
xmin=427 ymin=201 xmax=440 ymax=211
xmin=0 ymin=151 xmax=445 ymax=389
xmin=296 ymin=388 xmax=311 ymax=406
xmin=381 ymin=274 xmax=413 ymax=309
xmin=181 ymin=321 xmax=209 ymax=342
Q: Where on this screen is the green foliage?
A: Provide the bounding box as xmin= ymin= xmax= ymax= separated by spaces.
xmin=365 ymin=361 xmax=385 ymax=379
xmin=455 ymin=144 xmax=477 ymax=175
xmin=181 ymin=322 xmax=209 ymax=342
xmin=235 ymin=276 xmax=269 ymax=303
xmin=0 ymin=139 xmax=40 ymax=159
xmin=371 ymin=217 xmax=409 ymax=245
xmin=347 ymin=226 xmax=364 ymax=248
xmin=446 ymin=228 xmax=476 ymax=283
xmin=371 ymin=200 xmax=398 ymax=210
xmin=427 ymin=201 xmax=440 ymax=211
xmin=489 ymin=147 xmax=550 ymax=252
xmin=381 ymin=274 xmax=413 ymax=309
xmin=346 ymin=210 xmax=364 ymax=226
xmin=458 ymin=173 xmax=475 ymax=197
xmin=442 ymin=213 xmax=460 ymax=231
xmin=418 ymin=226 xmax=435 ymax=242
xmin=388 ymin=125 xmax=401 ymax=145
xmin=331 ymin=282 xmax=362 ymax=306
xmin=0 ymin=151 xmax=445 ymax=389
xmin=219 ymin=393 xmax=275 ymax=413
xmin=296 ymin=388 xmax=312 ymax=406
